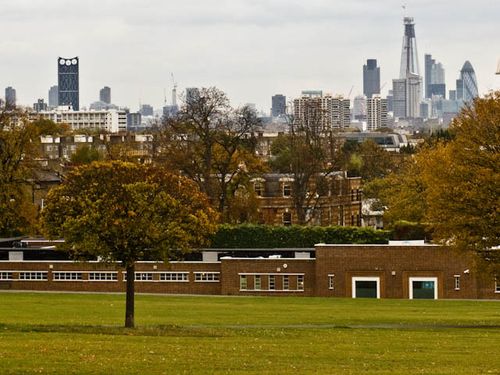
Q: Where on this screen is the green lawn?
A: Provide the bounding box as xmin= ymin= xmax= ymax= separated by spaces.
xmin=0 ymin=293 xmax=499 ymax=374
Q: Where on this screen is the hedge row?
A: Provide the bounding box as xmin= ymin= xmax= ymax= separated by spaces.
xmin=210 ymin=224 xmax=390 ymax=249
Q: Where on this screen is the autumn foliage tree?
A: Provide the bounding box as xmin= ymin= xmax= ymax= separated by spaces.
xmin=419 ymin=92 xmax=500 ymax=268
xmin=370 ymin=91 xmax=500 ymax=269
xmin=41 ymin=161 xmax=218 ymax=328
xmin=0 ymin=109 xmax=40 ymax=236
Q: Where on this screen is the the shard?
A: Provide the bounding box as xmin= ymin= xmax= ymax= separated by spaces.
xmin=393 ymin=17 xmax=422 ymax=119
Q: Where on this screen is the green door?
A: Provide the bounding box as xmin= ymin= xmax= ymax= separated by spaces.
xmin=412 ymin=281 xmax=435 ymax=299
xmin=355 ymin=280 xmax=378 ymax=298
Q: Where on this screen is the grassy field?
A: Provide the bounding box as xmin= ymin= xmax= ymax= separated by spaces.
xmin=0 ymin=293 xmax=499 ymax=374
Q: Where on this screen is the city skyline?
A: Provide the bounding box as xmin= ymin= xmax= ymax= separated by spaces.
xmin=1 ymin=0 xmax=499 ymax=112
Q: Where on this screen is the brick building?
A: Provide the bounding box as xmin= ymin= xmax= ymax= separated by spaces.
xmin=253 ymin=173 xmax=362 ymax=226
xmin=1 ymin=242 xmax=498 ymax=300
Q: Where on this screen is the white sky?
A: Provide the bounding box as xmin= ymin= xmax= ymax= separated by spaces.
xmin=1 ymin=0 xmax=499 ymax=113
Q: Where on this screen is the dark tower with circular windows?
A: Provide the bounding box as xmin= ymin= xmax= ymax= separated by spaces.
xmin=58 ymin=57 xmax=79 ymax=110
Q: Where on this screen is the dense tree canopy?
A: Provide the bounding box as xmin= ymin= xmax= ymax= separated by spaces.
xmin=420 ymin=92 xmax=500 ymax=267
xmin=368 ymin=91 xmax=500 ymax=269
xmin=0 ymin=109 xmax=39 ymax=236
xmin=41 ymin=161 xmax=218 ymax=327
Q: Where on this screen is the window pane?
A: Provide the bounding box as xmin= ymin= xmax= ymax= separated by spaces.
xmin=355 ymin=280 xmax=377 ymax=298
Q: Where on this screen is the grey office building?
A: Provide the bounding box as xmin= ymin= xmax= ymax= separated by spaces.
xmin=48 ymin=85 xmax=59 ymax=108
xmin=425 ymin=54 xmax=446 ymax=99
xmin=140 ymin=104 xmax=154 ymax=117
xmin=58 ymin=57 xmax=79 ymax=110
xmin=271 ymin=94 xmax=286 ymax=117
xmin=100 ymin=86 xmax=111 ymax=104
xmin=5 ymin=86 xmax=16 ymax=107
xmin=457 ymin=61 xmax=478 ymax=103
xmin=363 ymin=59 xmax=380 ymax=98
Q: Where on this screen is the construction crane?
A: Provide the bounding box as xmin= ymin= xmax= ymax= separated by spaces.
xmin=347 ymin=85 xmax=354 ymax=99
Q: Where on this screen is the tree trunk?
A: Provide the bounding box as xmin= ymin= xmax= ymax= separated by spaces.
xmin=125 ymin=263 xmax=135 ymax=328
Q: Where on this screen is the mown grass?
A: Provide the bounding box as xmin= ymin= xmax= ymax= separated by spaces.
xmin=0 ymin=292 xmax=499 ymax=374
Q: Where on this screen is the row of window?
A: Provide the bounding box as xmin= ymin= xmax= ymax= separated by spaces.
xmin=253 ymin=183 xmax=359 ymax=199
xmin=0 ymin=271 xmax=220 ymax=283
xmin=239 ymin=274 xmax=304 ymax=292
xmin=2 ymin=271 xmax=500 ymax=293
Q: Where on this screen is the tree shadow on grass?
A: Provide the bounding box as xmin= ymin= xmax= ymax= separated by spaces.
xmin=0 ymin=323 xmax=229 ymax=337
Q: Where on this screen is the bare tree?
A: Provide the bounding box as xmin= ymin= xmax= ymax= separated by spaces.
xmin=154 ymin=87 xmax=264 ymax=221
xmin=270 ymin=99 xmax=343 ymax=224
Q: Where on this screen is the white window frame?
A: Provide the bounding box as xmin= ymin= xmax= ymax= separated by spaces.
xmin=269 ymin=275 xmax=276 ymax=290
xmin=238 ymin=273 xmax=305 ymax=292
xmin=409 ymin=277 xmax=438 ymax=300
xmin=352 ymin=276 xmax=380 ymax=299
xmin=297 ymin=275 xmax=304 ymax=291
xmin=194 ymin=272 xmax=220 ymax=283
xmin=283 ymin=184 xmax=292 ymax=197
xmin=254 ymin=275 xmax=261 ymax=290
xmin=283 ymin=275 xmax=289 ymax=291
xmin=52 ymin=272 xmax=83 ymax=281
xmin=240 ymin=275 xmax=247 ymax=290
xmin=495 ymin=278 xmax=500 ymax=293
xmin=282 ymin=212 xmax=292 ymax=226
xmin=454 ymin=275 xmax=460 ymax=291
xmin=19 ymin=271 xmax=48 ymax=281
xmin=328 ymin=274 xmax=335 ymax=290
xmin=87 ymin=272 xmax=117 ymax=282
xmin=0 ymin=271 xmax=13 ymax=281
xmin=159 ymin=272 xmax=189 ymax=282
xmin=254 ymin=182 xmax=263 ymax=197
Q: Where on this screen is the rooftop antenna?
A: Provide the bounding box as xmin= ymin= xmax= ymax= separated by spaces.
xmin=171 ymin=73 xmax=178 ymax=107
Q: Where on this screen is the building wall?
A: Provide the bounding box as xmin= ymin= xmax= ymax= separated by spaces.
xmin=1 ymin=245 xmax=498 ymax=299
xmin=0 ymin=261 xmax=221 ymax=295
xmin=220 ymin=259 xmax=315 ymax=296
xmin=314 ymin=245 xmax=497 ymax=299
xmin=253 ymin=174 xmax=362 ymax=226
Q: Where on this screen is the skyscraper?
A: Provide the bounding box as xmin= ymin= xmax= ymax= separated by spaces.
xmin=58 ymin=57 xmax=79 ymax=110
xmin=100 ymin=86 xmax=111 ymax=104
xmin=48 ymin=85 xmax=58 ymax=108
xmin=457 ymin=61 xmax=478 ymax=103
xmin=293 ymin=94 xmax=350 ymax=130
xmin=366 ymin=96 xmax=388 ymax=131
xmin=363 ymin=59 xmax=380 ymax=98
xmin=5 ymin=86 xmax=16 ymax=107
xmin=425 ymin=54 xmax=446 ymax=99
xmin=33 ymin=99 xmax=48 ymax=112
xmin=392 ymin=17 xmax=422 ymax=118
xmin=271 ymin=94 xmax=286 ymax=117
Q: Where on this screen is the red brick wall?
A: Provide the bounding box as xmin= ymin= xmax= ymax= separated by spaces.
xmin=314 ymin=245 xmax=499 ymax=299
xmin=0 ymin=261 xmax=221 ymax=295
xmin=220 ymin=259 xmax=316 ymax=296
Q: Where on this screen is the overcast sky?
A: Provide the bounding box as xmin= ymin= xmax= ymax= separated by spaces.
xmin=1 ymin=0 xmax=499 ymax=113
